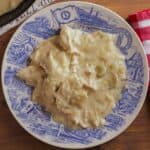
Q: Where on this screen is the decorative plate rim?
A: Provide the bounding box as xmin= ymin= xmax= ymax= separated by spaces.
xmin=1 ymin=1 xmax=149 ymax=149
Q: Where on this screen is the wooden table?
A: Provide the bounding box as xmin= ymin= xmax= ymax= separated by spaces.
xmin=0 ymin=0 xmax=150 ymax=150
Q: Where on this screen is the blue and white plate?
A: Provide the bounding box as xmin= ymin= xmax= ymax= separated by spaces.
xmin=1 ymin=1 xmax=149 ymax=149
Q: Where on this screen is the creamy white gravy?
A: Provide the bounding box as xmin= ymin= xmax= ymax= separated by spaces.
xmin=17 ymin=26 xmax=126 ymax=128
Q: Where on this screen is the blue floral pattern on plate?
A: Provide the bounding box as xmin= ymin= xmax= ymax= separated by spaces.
xmin=2 ymin=1 xmax=148 ymax=149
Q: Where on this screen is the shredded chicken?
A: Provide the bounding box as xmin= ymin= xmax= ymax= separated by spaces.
xmin=17 ymin=25 xmax=126 ymax=128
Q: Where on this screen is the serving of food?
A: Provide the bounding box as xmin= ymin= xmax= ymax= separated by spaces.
xmin=0 ymin=0 xmax=22 ymax=16
xmin=17 ymin=25 xmax=126 ymax=128
xmin=1 ymin=1 xmax=149 ymax=149
xmin=0 ymin=0 xmax=35 ymax=27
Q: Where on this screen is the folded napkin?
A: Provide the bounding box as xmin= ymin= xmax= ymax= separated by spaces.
xmin=128 ymin=9 xmax=150 ymax=92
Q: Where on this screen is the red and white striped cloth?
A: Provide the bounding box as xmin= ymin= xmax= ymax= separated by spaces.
xmin=128 ymin=9 xmax=150 ymax=92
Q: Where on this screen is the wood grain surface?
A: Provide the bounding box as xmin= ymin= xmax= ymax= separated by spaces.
xmin=0 ymin=0 xmax=150 ymax=150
